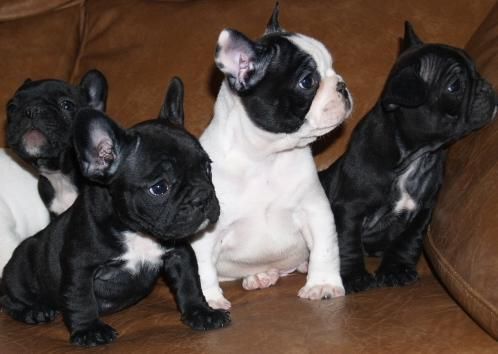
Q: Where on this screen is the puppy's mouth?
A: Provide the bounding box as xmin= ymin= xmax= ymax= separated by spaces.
xmin=21 ymin=129 xmax=48 ymax=156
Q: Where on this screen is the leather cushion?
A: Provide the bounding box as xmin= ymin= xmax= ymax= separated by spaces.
xmin=425 ymin=2 xmax=498 ymax=339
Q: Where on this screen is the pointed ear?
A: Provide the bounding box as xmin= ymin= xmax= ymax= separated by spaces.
xmin=265 ymin=1 xmax=282 ymax=34
xmin=382 ymin=66 xmax=428 ymax=111
xmin=73 ymin=108 xmax=127 ymax=183
xmin=159 ymin=77 xmax=184 ymax=126
xmin=215 ymin=29 xmax=270 ymax=92
xmin=79 ymin=69 xmax=108 ymax=112
xmin=403 ymin=21 xmax=423 ymax=51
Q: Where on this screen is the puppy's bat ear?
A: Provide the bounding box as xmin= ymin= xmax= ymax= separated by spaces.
xmin=403 ymin=21 xmax=424 ymax=51
xmin=79 ymin=69 xmax=108 ymax=112
xmin=73 ymin=108 xmax=129 ymax=184
xmin=215 ymin=29 xmax=271 ymax=93
xmin=159 ymin=77 xmax=184 ymax=127
xmin=382 ymin=66 xmax=428 ymax=111
xmin=265 ymin=1 xmax=283 ymax=34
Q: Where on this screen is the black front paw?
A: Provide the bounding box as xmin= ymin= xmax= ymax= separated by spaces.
xmin=342 ymin=271 xmax=376 ymax=294
xmin=375 ymin=266 xmax=419 ymax=288
xmin=70 ymin=321 xmax=118 ymax=347
xmin=182 ymin=305 xmax=231 ymax=331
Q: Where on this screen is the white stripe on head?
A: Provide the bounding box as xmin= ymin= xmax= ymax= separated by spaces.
xmin=286 ymin=33 xmax=334 ymax=78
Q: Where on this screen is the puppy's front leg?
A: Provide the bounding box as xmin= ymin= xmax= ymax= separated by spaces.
xmin=298 ymin=190 xmax=345 ymax=300
xmin=375 ymin=207 xmax=433 ymax=287
xmin=163 ymin=242 xmax=231 ymax=330
xmin=61 ymin=263 xmax=117 ymax=346
xmin=334 ymin=202 xmax=375 ymax=293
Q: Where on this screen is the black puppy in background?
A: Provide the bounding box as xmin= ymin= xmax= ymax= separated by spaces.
xmin=319 ymin=22 xmax=497 ymax=293
xmin=6 ymin=70 xmax=107 ymax=216
xmin=1 ymin=78 xmax=230 ymax=346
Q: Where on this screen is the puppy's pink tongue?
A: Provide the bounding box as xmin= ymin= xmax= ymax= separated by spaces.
xmin=23 ymin=129 xmax=47 ymax=148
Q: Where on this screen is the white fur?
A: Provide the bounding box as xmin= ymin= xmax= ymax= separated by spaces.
xmin=394 ymin=162 xmax=418 ymax=213
xmin=192 ymin=33 xmax=351 ymax=309
xmin=0 ymin=149 xmax=50 ymax=276
xmin=117 ymin=231 xmax=166 ymax=274
xmin=40 ymin=169 xmax=78 ymax=215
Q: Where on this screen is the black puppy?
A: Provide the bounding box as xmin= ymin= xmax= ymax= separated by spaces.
xmin=6 ymin=70 xmax=107 ymax=216
xmin=1 ymin=78 xmax=230 ymax=346
xmin=319 ymin=23 xmax=497 ymax=293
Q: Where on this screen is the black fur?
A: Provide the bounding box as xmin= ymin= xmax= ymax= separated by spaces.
xmin=1 ymin=78 xmax=230 ymax=346
xmin=319 ymin=22 xmax=497 ymax=293
xmin=6 ymin=70 xmax=107 ymax=215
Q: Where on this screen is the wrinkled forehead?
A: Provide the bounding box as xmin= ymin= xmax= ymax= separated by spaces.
xmin=286 ymin=33 xmax=334 ymax=78
xmin=15 ymin=80 xmax=78 ymax=99
xmin=132 ymin=122 xmax=209 ymax=163
xmin=402 ymin=45 xmax=476 ymax=79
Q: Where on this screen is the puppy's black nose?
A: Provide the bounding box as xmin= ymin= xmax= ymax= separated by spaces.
xmin=336 ymin=81 xmax=349 ymax=99
xmin=25 ymin=106 xmax=41 ymax=118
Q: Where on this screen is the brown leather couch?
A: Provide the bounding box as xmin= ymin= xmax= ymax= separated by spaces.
xmin=1 ymin=0 xmax=497 ymax=352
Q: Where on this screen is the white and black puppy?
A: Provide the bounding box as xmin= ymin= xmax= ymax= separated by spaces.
xmin=0 ymin=71 xmax=107 ymax=277
xmin=192 ymin=4 xmax=352 ymax=309
xmin=319 ymin=23 xmax=497 ymax=293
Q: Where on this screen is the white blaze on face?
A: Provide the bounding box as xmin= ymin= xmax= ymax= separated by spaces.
xmin=287 ymin=34 xmax=352 ymax=136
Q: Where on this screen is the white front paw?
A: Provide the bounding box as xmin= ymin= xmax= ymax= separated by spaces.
xmin=298 ymin=282 xmax=345 ymax=300
xmin=203 ymin=287 xmax=232 ymax=310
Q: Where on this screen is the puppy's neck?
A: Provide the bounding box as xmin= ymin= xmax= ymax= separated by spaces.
xmin=203 ymin=81 xmax=310 ymax=161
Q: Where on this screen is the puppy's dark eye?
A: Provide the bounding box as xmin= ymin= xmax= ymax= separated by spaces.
xmin=149 ymin=180 xmax=169 ymax=196
xmin=7 ymin=102 xmax=17 ymax=114
xmin=298 ymin=74 xmax=316 ymax=90
xmin=447 ymin=79 xmax=461 ymax=93
xmin=60 ymin=99 xmax=76 ymax=112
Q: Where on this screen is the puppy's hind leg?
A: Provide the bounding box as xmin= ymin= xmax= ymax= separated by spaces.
xmin=1 ymin=249 xmax=58 ymax=325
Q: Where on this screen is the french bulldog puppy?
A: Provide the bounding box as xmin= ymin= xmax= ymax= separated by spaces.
xmin=319 ymin=22 xmax=498 ymax=293
xmin=192 ymin=3 xmax=352 ymax=309
xmin=0 ymin=71 xmax=108 ymax=276
xmin=6 ymin=70 xmax=108 ymax=217
xmin=1 ymin=78 xmax=230 ymax=346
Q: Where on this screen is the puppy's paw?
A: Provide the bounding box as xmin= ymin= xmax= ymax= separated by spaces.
xmin=204 ymin=287 xmax=231 ymax=310
xmin=298 ymin=284 xmax=345 ymax=300
xmin=5 ymin=306 xmax=58 ymax=324
xmin=242 ymin=269 xmax=280 ymax=290
xmin=342 ymin=272 xmax=376 ymax=294
xmin=22 ymin=309 xmax=59 ymax=324
xmin=375 ymin=266 xmax=419 ymax=288
xmin=70 ymin=321 xmax=118 ymax=347
xmin=182 ymin=305 xmax=231 ymax=331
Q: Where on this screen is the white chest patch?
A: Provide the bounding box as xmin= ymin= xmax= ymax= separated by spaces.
xmin=41 ymin=170 xmax=78 ymax=215
xmin=118 ymin=231 xmax=166 ymax=274
xmin=394 ymin=163 xmax=417 ymax=213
